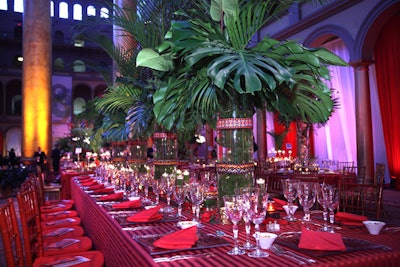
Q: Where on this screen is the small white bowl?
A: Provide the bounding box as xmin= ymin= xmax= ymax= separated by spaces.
xmin=282 ymin=205 xmax=298 ymax=216
xmin=258 ymin=232 xmax=278 ymax=249
xmin=177 ymin=221 xmax=198 ymax=229
xmin=363 ymin=220 xmax=386 ymax=235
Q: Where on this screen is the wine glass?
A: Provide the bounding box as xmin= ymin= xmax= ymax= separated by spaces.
xmin=188 ymin=182 xmax=205 ymax=226
xmin=234 ymin=187 xmax=256 ymax=250
xmin=223 ymin=195 xmax=245 ymax=255
xmin=246 ymin=188 xmax=269 ymax=258
xmin=281 ymin=179 xmax=298 ymax=222
xmin=315 ymin=183 xmax=330 ymax=232
xmin=139 ymin=173 xmax=151 ymax=203
xmin=297 ymin=181 xmax=316 ymax=222
xmin=326 ymin=185 xmax=340 ymax=232
xmin=174 ymin=185 xmax=187 ymax=218
xmin=151 ymin=178 xmax=162 ymax=205
xmin=161 ymin=173 xmax=176 ymax=213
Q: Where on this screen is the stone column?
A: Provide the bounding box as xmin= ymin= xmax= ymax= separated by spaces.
xmin=352 ymin=61 xmax=374 ymax=178
xmin=256 ymin=108 xmax=266 ymax=161
xmin=22 ymin=0 xmax=52 ymax=157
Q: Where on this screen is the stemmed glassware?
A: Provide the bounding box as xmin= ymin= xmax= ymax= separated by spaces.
xmin=174 ymin=185 xmax=187 ymax=218
xmin=245 ymin=188 xmax=269 ymax=258
xmin=326 ymin=185 xmax=340 ymax=231
xmin=297 ymin=181 xmax=316 ymax=222
xmin=315 ymin=183 xmax=330 ymax=231
xmin=151 ymin=178 xmax=162 ymax=205
xmin=234 ymin=187 xmax=256 ymax=250
xmin=140 ymin=173 xmax=151 ymax=203
xmin=223 ymin=195 xmax=245 ymax=255
xmin=161 ymin=173 xmax=176 ymax=213
xmin=281 ymin=179 xmax=298 ymax=222
xmin=188 ymin=182 xmax=205 ymax=226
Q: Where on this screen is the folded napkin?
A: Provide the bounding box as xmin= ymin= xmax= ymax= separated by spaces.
xmin=80 ymin=180 xmax=97 ymax=187
xmin=273 ymin=198 xmax=287 ymax=211
xmin=335 ymin=212 xmax=368 ymax=226
xmin=76 ymin=175 xmax=91 ymax=180
xmin=298 ymin=228 xmax=346 ymax=251
xmin=91 ymin=187 xmax=115 ymax=195
xmin=153 ymin=226 xmax=198 ymax=249
xmin=88 ymin=183 xmax=105 ymax=190
xmin=112 ymin=200 xmax=141 ymax=209
xmin=127 ymin=206 xmax=163 ymax=223
xmin=98 ymin=192 xmax=124 ymax=201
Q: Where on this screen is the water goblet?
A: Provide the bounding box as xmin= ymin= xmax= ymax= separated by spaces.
xmin=223 ymin=195 xmax=245 ymax=256
xmin=151 ymin=178 xmax=162 ymax=205
xmin=297 ymin=181 xmax=316 ymax=222
xmin=327 ymin=185 xmax=340 ymax=231
xmin=281 ymin=179 xmax=298 ymax=222
xmin=315 ymin=183 xmax=330 ymax=231
xmin=246 ymin=189 xmax=269 ymax=258
xmin=161 ymin=174 xmax=176 ymax=213
xmin=174 ymin=185 xmax=187 ymax=218
xmin=234 ymin=187 xmax=256 ymax=250
xmin=189 ymin=182 xmax=205 ymax=226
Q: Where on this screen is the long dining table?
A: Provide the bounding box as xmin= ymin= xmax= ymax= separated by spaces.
xmin=70 ymin=178 xmax=400 ymax=267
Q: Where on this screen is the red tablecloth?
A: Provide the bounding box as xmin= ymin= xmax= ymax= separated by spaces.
xmin=60 ymin=170 xmax=94 ymax=199
xmin=71 ymin=180 xmax=400 ymax=267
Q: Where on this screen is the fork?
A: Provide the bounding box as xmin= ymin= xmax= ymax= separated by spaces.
xmin=271 ymin=244 xmax=316 ymax=265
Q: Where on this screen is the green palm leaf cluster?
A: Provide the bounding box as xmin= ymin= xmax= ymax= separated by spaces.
xmin=137 ymin=0 xmax=347 ymax=131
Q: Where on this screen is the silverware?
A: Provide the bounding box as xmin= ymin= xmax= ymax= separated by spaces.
xmin=215 ymin=230 xmax=234 ymax=240
xmin=271 ymin=244 xmax=316 ymax=265
xmin=153 ymin=253 xmax=215 ymax=263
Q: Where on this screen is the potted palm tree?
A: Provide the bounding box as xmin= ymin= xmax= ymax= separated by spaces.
xmin=136 ymin=0 xmax=347 ymax=201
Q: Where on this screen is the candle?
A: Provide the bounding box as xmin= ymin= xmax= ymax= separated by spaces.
xmin=267 ymin=201 xmax=275 ymax=212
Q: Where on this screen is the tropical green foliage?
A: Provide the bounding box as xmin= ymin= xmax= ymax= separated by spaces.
xmin=137 ymin=0 xmax=347 ymax=130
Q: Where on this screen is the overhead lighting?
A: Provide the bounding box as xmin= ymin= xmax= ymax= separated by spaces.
xmin=17 ymin=56 xmax=23 ymax=62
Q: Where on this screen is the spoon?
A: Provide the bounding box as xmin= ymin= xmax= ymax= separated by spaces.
xmin=215 ymin=230 xmax=235 ymax=240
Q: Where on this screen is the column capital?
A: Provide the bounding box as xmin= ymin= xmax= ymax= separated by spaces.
xmin=349 ymin=60 xmax=374 ymax=69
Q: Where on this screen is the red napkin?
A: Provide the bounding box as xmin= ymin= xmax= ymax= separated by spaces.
xmin=88 ymin=183 xmax=105 ymax=190
xmin=273 ymin=198 xmax=287 ymax=211
xmin=335 ymin=212 xmax=368 ymax=226
xmin=91 ymin=188 xmax=114 ymax=195
xmin=153 ymin=226 xmax=198 ymax=249
xmin=112 ymin=200 xmax=141 ymax=209
xmin=98 ymin=192 xmax=124 ymax=201
xmin=298 ymin=227 xmax=346 ymax=251
xmin=127 ymin=206 xmax=163 ymax=223
xmin=80 ymin=180 xmax=97 ymax=187
xmin=76 ymin=175 xmax=91 ymax=180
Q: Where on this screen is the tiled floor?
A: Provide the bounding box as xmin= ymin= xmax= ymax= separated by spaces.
xmin=0 ymin=188 xmax=399 ymax=265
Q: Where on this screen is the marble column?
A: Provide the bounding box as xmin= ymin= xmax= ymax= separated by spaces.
xmin=256 ymin=108 xmax=266 ymax=162
xmin=352 ymin=61 xmax=374 ymax=178
xmin=22 ymin=0 xmax=52 ymax=157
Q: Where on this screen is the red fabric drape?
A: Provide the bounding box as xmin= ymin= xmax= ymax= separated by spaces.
xmin=374 ymin=13 xmax=400 ymax=179
xmin=273 ymin=114 xmax=297 ymax=156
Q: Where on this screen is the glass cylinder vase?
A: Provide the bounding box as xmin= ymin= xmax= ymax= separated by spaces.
xmin=216 ymin=107 xmax=254 ymax=206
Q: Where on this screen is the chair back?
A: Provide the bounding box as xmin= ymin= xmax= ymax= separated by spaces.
xmin=337 ymin=161 xmax=354 ymax=173
xmin=342 ymin=166 xmax=366 ymax=184
xmin=17 ymin=188 xmax=44 ymax=266
xmin=0 ymin=198 xmax=24 ymax=267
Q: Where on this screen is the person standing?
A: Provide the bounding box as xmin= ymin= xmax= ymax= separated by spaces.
xmin=51 ymin=144 xmax=61 ymax=173
xmin=8 ymin=148 xmax=17 ymax=167
xmin=34 ymin=146 xmax=47 ymax=173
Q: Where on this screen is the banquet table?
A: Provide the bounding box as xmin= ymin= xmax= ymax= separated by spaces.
xmin=70 ymin=179 xmax=400 ymax=267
